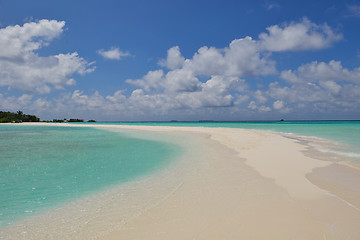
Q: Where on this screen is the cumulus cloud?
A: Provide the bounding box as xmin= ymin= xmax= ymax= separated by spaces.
xmin=97 ymin=47 xmax=131 ymax=60
xmin=52 ymin=75 xmax=246 ymax=120
xmin=124 ymin=37 xmax=267 ymax=111
xmin=248 ymin=101 xmax=271 ymax=112
xmin=0 ymin=94 xmax=26 ymax=111
xmin=0 ymin=20 xmax=94 ymax=94
xmin=267 ymin=75 xmax=360 ymax=115
xmin=124 ymin=35 xmax=274 ymax=111
xmin=126 ymin=70 xmax=165 ymax=92
xmin=126 ymin=35 xmax=275 ymax=109
xmin=259 ymin=18 xmax=342 ymax=51
xmin=280 ymin=60 xmax=360 ymax=84
xmin=0 ymin=93 xmax=52 ymax=115
xmin=30 ymin=98 xmax=52 ymax=112
xmin=71 ymin=90 xmax=105 ymax=109
xmin=164 ymin=68 xmax=201 ymax=92
xmin=0 ymin=19 xmax=65 ymax=59
xmin=65 ymin=18 xmax=353 ymax=118
xmin=3 ymin=18 xmax=359 ymax=120
xmin=273 ymin=60 xmax=360 ymax=114
xmin=254 ymin=90 xmax=268 ymax=104
xmin=273 ymin=100 xmax=284 ymax=110
xmin=158 ymin=46 xmax=185 ymax=69
xmin=186 ymin=37 xmax=276 ymax=77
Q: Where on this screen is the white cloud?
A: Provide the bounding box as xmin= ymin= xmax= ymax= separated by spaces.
xmin=254 ymin=90 xmax=268 ymax=104
xmin=55 ymin=74 xmax=245 ymax=119
xmin=71 ymin=90 xmax=105 ymax=109
xmin=248 ymin=101 xmax=257 ymax=110
xmin=174 ymin=76 xmax=242 ymax=108
xmin=30 ymin=98 xmax=52 ymax=112
xmin=0 ymin=20 xmax=94 ymax=94
xmin=265 ymin=2 xmax=280 ymax=10
xmin=248 ymin=100 xmax=271 ymax=112
xmin=97 ymin=47 xmax=131 ymax=60
xmin=0 ymin=93 xmax=52 ymax=115
xmin=164 ymin=68 xmax=201 ymax=92
xmin=126 ymin=70 xmax=165 ymax=92
xmin=319 ymin=81 xmax=341 ymax=95
xmin=273 ymin=100 xmax=291 ymax=113
xmin=280 ymin=60 xmax=360 ymax=84
xmin=126 ymin=36 xmax=274 ymax=102
xmin=0 ymin=19 xmax=65 ymax=59
xmin=258 ymin=105 xmax=271 ymax=112
xmin=106 ymin=90 xmax=127 ymax=104
xmin=18 ymin=94 xmax=33 ymax=105
xmin=276 ymin=60 xmax=360 ymax=112
xmin=234 ymin=95 xmax=249 ymax=105
xmin=267 ymin=72 xmax=360 ymax=115
xmin=280 ymin=70 xmax=302 ymax=84
xmin=158 ymin=46 xmax=185 ymax=69
xmin=126 ymin=74 xmax=243 ymax=110
xmin=0 ymin=94 xmax=22 ymax=111
xmin=273 ymin=100 xmax=284 ymax=110
xmin=122 ymin=18 xmax=344 ymax=116
xmin=259 ymin=18 xmax=342 ymax=51
xmin=186 ymin=37 xmax=276 ymax=77
xmin=102 ymin=18 xmax=352 ymax=118
xmin=3 ymin=18 xmax=359 ymax=120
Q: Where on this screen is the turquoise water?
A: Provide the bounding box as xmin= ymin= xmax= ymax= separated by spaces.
xmin=2 ymin=121 xmax=359 ymax=228
xmin=0 ymin=125 xmax=179 ymax=227
xmin=76 ymin=121 xmax=360 ymax=163
xmin=77 ymin=121 xmax=360 ymax=152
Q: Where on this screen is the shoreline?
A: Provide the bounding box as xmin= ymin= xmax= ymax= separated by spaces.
xmin=1 ymin=123 xmax=360 ymax=239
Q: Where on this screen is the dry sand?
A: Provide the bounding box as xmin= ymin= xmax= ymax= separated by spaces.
xmin=2 ymin=123 xmax=360 ymax=239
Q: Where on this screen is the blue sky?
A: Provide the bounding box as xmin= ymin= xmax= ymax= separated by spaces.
xmin=0 ymin=0 xmax=360 ymax=121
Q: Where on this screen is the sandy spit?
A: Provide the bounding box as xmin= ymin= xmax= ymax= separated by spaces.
xmin=2 ymin=122 xmax=360 ymax=239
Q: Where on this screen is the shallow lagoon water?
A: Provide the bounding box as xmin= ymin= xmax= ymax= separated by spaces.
xmin=79 ymin=121 xmax=360 ymax=144
xmin=1 ymin=121 xmax=360 ymax=228
xmin=0 ymin=125 xmax=180 ymax=227
xmin=80 ymin=121 xmax=360 ymax=162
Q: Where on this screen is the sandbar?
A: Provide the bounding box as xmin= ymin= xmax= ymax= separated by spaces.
xmin=1 ymin=123 xmax=360 ymax=239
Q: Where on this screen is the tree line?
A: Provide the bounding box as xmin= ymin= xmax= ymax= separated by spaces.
xmin=0 ymin=111 xmax=40 ymax=123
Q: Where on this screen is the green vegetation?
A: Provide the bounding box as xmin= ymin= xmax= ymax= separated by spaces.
xmin=51 ymin=119 xmax=67 ymax=123
xmin=0 ymin=111 xmax=40 ymax=123
xmin=69 ymin=119 xmax=84 ymax=122
xmin=0 ymin=112 xmax=94 ymax=123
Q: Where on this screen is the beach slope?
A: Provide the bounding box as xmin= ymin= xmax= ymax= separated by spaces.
xmin=2 ymin=123 xmax=360 ymax=239
xmin=96 ymin=125 xmax=360 ymax=240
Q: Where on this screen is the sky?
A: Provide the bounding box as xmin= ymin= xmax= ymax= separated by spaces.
xmin=0 ymin=0 xmax=360 ymax=121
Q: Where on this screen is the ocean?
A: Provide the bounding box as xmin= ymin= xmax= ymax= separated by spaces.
xmin=80 ymin=121 xmax=360 ymax=166
xmin=81 ymin=121 xmax=360 ymax=159
xmin=1 ymin=121 xmax=360 ymax=228
xmin=0 ymin=125 xmax=180 ymax=227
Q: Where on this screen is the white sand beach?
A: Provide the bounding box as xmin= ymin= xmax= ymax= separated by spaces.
xmin=2 ymin=123 xmax=360 ymax=239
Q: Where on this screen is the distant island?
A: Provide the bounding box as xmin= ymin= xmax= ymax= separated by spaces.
xmin=0 ymin=111 xmax=40 ymax=123
xmin=0 ymin=111 xmax=96 ymax=123
xmin=51 ymin=118 xmax=84 ymax=123
xmin=50 ymin=119 xmax=96 ymax=123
